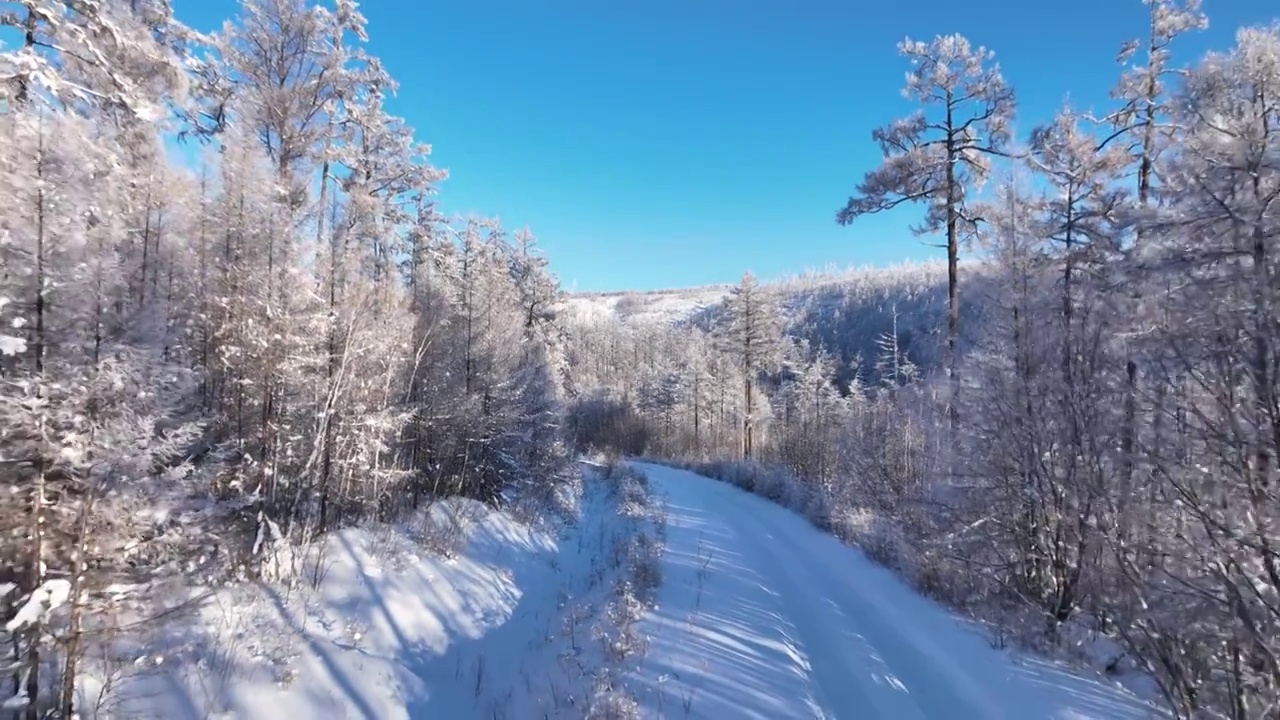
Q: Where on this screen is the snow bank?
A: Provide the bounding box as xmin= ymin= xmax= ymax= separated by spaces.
xmin=77 ymin=467 xmax=664 ymax=719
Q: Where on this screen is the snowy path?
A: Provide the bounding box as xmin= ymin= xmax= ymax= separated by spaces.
xmin=628 ymin=463 xmax=1164 ymax=720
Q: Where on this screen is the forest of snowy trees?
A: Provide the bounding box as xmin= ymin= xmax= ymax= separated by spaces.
xmin=564 ymin=3 xmax=1280 ymax=718
xmin=3 ymin=0 xmax=1279 ymax=718
xmin=0 ymin=0 xmax=568 ymax=715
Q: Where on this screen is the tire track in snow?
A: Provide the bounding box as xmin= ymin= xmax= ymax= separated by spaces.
xmin=632 ymin=463 xmax=1165 ymax=720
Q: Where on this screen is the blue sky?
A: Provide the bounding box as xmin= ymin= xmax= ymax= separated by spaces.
xmin=174 ymin=0 xmax=1275 ymax=291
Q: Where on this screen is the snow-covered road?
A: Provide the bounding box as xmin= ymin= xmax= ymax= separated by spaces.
xmin=628 ymin=462 xmax=1164 ymax=720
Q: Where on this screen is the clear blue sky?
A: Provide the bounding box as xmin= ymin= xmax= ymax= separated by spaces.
xmin=174 ymin=0 xmax=1275 ymax=291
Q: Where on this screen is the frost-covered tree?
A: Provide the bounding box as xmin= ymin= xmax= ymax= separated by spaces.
xmin=836 ymin=33 xmax=1015 ymax=429
xmin=875 ymin=304 xmax=917 ymax=388
xmin=0 ymin=0 xmax=189 ymax=118
xmin=1105 ymin=0 xmax=1207 ymax=555
xmin=1125 ymin=26 xmax=1280 ymax=713
xmin=716 ymin=272 xmax=782 ymax=459
xmin=1108 ymin=0 xmax=1207 ymax=212
xmin=0 ymin=1 xmax=572 ymax=713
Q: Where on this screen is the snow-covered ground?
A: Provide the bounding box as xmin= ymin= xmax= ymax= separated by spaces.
xmin=559 ymin=260 xmax=952 ymax=330
xmin=625 ymin=462 xmax=1166 ymax=720
xmin=80 ymin=467 xmax=661 ymax=719
xmin=560 ymin=286 xmax=730 ymax=326
xmin=80 ymin=461 xmax=1167 ymax=719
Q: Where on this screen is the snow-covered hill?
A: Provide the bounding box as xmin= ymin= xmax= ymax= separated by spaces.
xmin=560 ymin=261 xmax=956 ymax=327
xmin=561 ymin=285 xmax=732 ymax=327
xmin=560 ymin=259 xmax=974 ymax=385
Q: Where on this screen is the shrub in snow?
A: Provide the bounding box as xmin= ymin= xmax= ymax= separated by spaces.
xmin=418 ymin=499 xmax=487 ymax=560
xmin=628 ymin=533 xmax=663 ymax=603
xmin=586 ymin=670 xmax=641 ymax=720
xmin=570 ymin=461 xmax=667 ymax=716
xmin=751 ymin=465 xmax=792 ymax=504
xmin=829 ymin=509 xmax=908 ymax=570
xmin=799 ymin=489 xmax=834 ymax=531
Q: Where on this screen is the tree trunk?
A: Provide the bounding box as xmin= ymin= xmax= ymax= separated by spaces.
xmin=60 ymin=499 xmax=93 ymax=717
xmin=319 ymin=151 xmax=335 ymax=531
xmin=139 ymin=184 xmax=152 ymax=307
xmin=944 ymin=101 xmax=960 ymax=438
xmin=25 ymin=118 xmax=48 ymax=720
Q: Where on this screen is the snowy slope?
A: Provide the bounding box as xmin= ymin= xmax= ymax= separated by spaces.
xmin=561 ymin=286 xmax=731 ymax=326
xmin=625 ymin=462 xmax=1166 ymax=720
xmin=559 ymin=260 xmax=962 ymax=386
xmin=559 ymin=261 xmax=953 ymax=329
xmin=81 ymin=472 xmax=657 ymax=719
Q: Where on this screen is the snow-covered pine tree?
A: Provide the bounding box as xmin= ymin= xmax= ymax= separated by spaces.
xmin=835 ymin=33 xmax=1016 ymax=432
xmin=715 ymin=271 xmax=782 ymax=460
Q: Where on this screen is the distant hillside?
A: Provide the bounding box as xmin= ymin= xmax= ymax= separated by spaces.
xmin=560 ymin=259 xmax=990 ymax=386
xmin=560 ymin=284 xmax=732 ymax=326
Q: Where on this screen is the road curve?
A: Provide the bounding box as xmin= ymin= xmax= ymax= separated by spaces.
xmin=627 ymin=462 xmax=1164 ymax=720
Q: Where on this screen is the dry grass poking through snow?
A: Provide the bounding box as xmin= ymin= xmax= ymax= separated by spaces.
xmin=586 ymin=461 xmax=669 ymax=720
